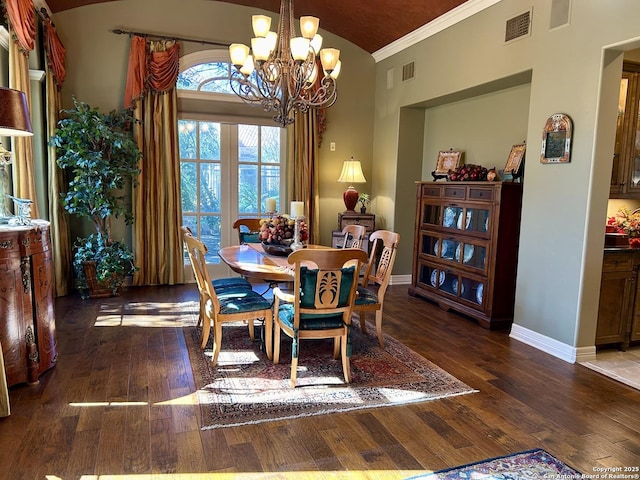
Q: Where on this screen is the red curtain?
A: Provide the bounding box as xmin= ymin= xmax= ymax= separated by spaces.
xmin=4 ymin=0 xmax=35 ymax=52
xmin=43 ymin=18 xmax=66 ymax=88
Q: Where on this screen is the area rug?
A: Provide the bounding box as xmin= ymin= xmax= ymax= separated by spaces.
xmin=405 ymin=449 xmax=582 ymax=479
xmin=184 ymin=320 xmax=477 ymax=430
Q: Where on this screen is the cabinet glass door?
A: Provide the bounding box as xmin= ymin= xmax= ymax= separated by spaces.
xmin=455 ymin=241 xmax=487 ymax=272
xmin=465 ymin=208 xmax=490 ymax=234
xmin=421 ymin=202 xmax=442 ymax=227
xmin=629 ymin=78 xmax=640 ymax=193
xmin=419 ymin=233 xmax=439 ymax=257
xmin=611 ymin=75 xmax=629 ymax=194
xmin=442 ymin=205 xmax=463 ymax=230
xmin=460 ymin=275 xmax=485 ymax=308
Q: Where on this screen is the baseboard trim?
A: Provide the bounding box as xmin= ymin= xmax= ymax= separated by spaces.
xmin=510 ymin=324 xmax=596 ymax=363
xmin=391 ymin=274 xmax=412 ymax=285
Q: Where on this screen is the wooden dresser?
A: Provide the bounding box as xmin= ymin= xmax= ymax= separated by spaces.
xmin=0 ymin=221 xmax=57 ymax=387
xmin=408 ymin=181 xmax=523 ymax=329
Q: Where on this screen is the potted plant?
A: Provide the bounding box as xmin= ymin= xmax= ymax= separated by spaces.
xmin=357 ymin=193 xmax=370 ymax=214
xmin=50 ymin=98 xmax=141 ymax=298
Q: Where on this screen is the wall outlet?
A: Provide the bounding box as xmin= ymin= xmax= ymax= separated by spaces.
xmin=330 ymin=142 xmax=336 ymax=151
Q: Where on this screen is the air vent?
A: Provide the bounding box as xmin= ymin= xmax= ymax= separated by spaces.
xmin=402 ymin=62 xmax=415 ymax=82
xmin=505 ymin=9 xmax=532 ymax=43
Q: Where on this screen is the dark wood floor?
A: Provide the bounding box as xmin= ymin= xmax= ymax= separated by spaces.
xmin=1 ymin=283 xmax=640 ymax=479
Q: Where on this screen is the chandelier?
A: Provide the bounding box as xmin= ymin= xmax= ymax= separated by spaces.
xmin=228 ymin=0 xmax=341 ymax=127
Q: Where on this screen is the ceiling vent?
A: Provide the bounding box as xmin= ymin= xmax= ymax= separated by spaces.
xmin=402 ymin=61 xmax=415 ymax=82
xmin=505 ymin=8 xmax=532 ymax=43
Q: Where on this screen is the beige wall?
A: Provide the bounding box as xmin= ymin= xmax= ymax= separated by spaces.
xmin=373 ymin=0 xmax=640 ymax=352
xmin=51 ymin=0 xmax=375 ymax=247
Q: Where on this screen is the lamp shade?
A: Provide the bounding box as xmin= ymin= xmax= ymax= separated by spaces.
xmin=0 ymin=87 xmax=32 ymax=137
xmin=337 ymin=157 xmax=366 ymax=212
xmin=337 ymin=157 xmax=366 ymax=184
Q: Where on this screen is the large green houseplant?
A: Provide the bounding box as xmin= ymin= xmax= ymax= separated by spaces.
xmin=51 ymin=98 xmax=142 ymax=298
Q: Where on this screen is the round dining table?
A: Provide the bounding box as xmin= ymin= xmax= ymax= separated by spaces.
xmin=217 ymin=242 xmax=330 ymax=283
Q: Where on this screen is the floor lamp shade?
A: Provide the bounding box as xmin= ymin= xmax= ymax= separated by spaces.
xmin=0 ymin=87 xmax=33 ymax=137
xmin=337 ymin=157 xmax=366 ymax=212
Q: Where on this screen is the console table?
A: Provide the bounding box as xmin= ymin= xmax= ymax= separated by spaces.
xmin=0 ymin=221 xmax=57 ymax=416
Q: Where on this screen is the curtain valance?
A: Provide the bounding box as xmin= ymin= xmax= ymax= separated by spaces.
xmin=4 ymin=0 xmax=35 ymax=52
xmin=124 ymin=36 xmax=180 ymax=109
xmin=44 ymin=18 xmax=66 ymax=87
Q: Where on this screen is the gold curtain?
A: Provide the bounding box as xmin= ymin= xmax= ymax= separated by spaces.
xmin=127 ymin=38 xmax=184 ymax=285
xmin=287 ymin=111 xmax=320 ymax=244
xmin=7 ymin=26 xmax=38 ymax=218
xmin=43 ymin=17 xmax=71 ymax=296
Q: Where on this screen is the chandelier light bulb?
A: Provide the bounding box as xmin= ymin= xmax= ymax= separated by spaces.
xmin=290 ymin=37 xmax=311 ymax=61
xmin=240 ymin=55 xmax=255 ymax=76
xmin=299 ymin=16 xmax=319 ymax=39
xmin=310 ymin=34 xmax=323 ymax=55
xmin=266 ymin=31 xmax=278 ymax=53
xmin=251 ymin=37 xmax=271 ymax=61
xmin=252 ymin=15 xmax=271 ymax=37
xmin=229 ymin=43 xmax=250 ymax=67
xmin=320 ymin=48 xmax=340 ymax=73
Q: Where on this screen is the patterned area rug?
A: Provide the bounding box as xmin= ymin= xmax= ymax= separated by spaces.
xmin=405 ymin=449 xmax=582 ymax=479
xmin=184 ymin=320 xmax=476 ymax=430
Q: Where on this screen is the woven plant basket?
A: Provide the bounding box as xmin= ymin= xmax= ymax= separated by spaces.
xmin=82 ymin=261 xmax=116 ymax=298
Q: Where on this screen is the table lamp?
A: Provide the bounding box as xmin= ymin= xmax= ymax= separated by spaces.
xmin=337 ymin=156 xmax=366 ymax=212
xmin=0 ymin=87 xmax=33 ymax=221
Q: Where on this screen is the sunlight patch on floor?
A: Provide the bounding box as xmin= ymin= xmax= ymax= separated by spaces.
xmin=94 ymin=300 xmax=198 ymax=327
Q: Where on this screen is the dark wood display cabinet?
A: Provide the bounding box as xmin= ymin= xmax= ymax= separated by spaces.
xmin=0 ymin=221 xmax=57 ymax=387
xmin=409 ymin=181 xmax=523 ymax=329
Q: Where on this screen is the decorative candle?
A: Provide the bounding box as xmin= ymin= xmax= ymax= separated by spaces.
xmin=266 ymin=197 xmax=276 ymax=212
xmin=290 ymin=201 xmax=304 ymax=218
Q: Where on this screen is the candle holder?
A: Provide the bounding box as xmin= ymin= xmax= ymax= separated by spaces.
xmin=291 ymin=215 xmax=305 ymax=251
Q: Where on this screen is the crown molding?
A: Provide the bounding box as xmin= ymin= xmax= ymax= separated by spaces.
xmin=372 ymin=0 xmax=502 ymax=62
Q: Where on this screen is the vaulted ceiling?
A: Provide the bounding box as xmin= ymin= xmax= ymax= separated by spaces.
xmin=44 ymin=0 xmax=469 ymax=54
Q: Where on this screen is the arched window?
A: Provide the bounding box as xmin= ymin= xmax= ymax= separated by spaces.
xmin=177 ymin=51 xmax=285 ymax=271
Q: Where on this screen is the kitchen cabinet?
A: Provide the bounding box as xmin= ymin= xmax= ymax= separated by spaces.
xmin=610 ymin=62 xmax=640 ymax=197
xmin=408 ymin=181 xmax=522 ymax=329
xmin=596 ymin=250 xmax=636 ymax=347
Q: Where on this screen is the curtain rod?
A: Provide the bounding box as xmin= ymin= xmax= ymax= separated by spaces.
xmin=112 ymin=28 xmax=229 ymax=47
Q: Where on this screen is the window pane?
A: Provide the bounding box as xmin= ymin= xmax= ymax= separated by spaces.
xmin=261 ymin=126 xmax=280 ymax=163
xmin=200 ymin=216 xmax=221 ymax=264
xmin=180 ymin=162 xmax=197 ymax=212
xmin=177 ymin=62 xmax=233 ymax=94
xmin=238 ymin=124 xmax=259 ymax=161
xmin=178 ymin=120 xmax=197 ymax=159
xmin=261 ymin=165 xmax=280 ymax=209
xmin=200 ymin=163 xmax=220 ymax=213
xmin=238 ymin=164 xmax=259 ymax=213
xmin=200 ymin=122 xmax=221 ymax=160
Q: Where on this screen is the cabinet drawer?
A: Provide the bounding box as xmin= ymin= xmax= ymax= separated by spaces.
xmin=338 ymin=214 xmax=375 ymax=232
xmin=421 ymin=184 xmax=442 ymax=198
xmin=468 ymin=188 xmax=493 ymax=202
xmin=443 ymin=186 xmax=466 ymax=200
xmin=602 ymin=252 xmax=634 ymax=272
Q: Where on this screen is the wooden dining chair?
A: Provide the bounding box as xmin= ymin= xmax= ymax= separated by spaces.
xmin=182 ymin=228 xmax=273 ymax=365
xmin=181 ymin=226 xmax=250 ymax=334
xmin=353 ymin=230 xmax=400 ymax=348
xmin=339 ymin=224 xmax=366 ymax=249
xmin=273 ymin=248 xmax=369 ymax=387
xmin=233 ymin=218 xmax=263 ymax=244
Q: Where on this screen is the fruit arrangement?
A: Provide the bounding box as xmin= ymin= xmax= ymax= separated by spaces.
xmin=447 ymin=164 xmax=488 ymax=181
xmin=259 ymin=215 xmax=308 ymax=244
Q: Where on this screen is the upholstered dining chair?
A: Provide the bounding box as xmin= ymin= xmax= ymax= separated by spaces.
xmin=272 ymin=248 xmax=369 ymax=387
xmin=353 ymin=230 xmax=400 ymax=348
xmin=181 ymin=226 xmax=250 ymax=336
xmin=182 ymin=228 xmax=273 ymax=365
xmin=233 ymin=218 xmax=263 ymax=244
xmin=339 ymin=224 xmax=366 ymax=250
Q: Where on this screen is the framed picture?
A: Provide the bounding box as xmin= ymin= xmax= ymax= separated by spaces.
xmin=540 ymin=113 xmax=572 ymax=163
xmin=435 ymin=150 xmax=463 ymax=174
xmin=505 ymin=143 xmax=526 ymax=175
